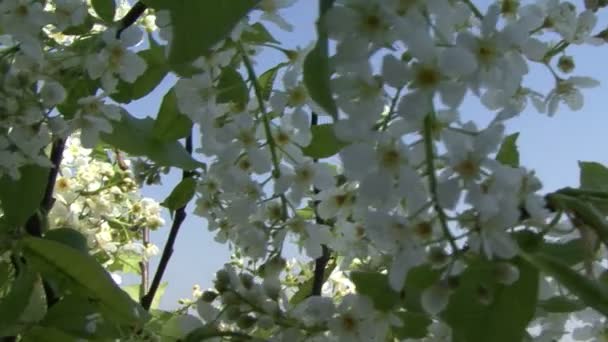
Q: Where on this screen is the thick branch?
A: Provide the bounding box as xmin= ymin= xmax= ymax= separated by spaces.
xmin=116 ymin=1 xmax=147 ymax=39
xmin=24 ymin=138 xmax=65 ymax=308
xmin=140 ymin=135 xmax=193 ymax=310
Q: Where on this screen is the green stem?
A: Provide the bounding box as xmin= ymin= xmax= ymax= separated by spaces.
xmin=237 ymin=42 xmax=281 ymax=179
xmin=423 ymin=114 xmax=459 ymax=254
xmin=463 ymin=0 xmax=483 ymax=20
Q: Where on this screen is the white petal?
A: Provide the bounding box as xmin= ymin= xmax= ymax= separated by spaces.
xmin=439 ymin=47 xmax=477 ymax=77
xmin=382 ymin=54 xmax=410 ymax=88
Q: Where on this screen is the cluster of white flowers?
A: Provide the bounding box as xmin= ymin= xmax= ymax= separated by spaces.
xmin=2 ymin=0 xmax=608 ymax=340
xmin=49 ymin=135 xmax=163 ymax=270
xmin=0 ymin=0 xmax=151 ymax=179
xmin=158 ymin=0 xmax=608 ymax=340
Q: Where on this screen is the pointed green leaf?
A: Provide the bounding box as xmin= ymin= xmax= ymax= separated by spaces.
xmin=0 ymin=267 xmax=37 ymax=335
xmin=0 ymin=165 xmax=49 ymax=227
xmin=351 ymin=271 xmax=400 ymax=312
xmin=303 ymin=45 xmax=337 ymax=119
xmin=152 ymin=89 xmax=193 ymax=142
xmin=44 ymin=228 xmax=89 ymax=254
xmin=40 ymin=294 xmax=122 ymax=340
xmin=580 ymin=161 xmax=608 ymax=191
xmin=162 ymin=178 xmax=196 ymax=211
xmin=496 ymin=132 xmax=519 ymax=167
xmin=101 ymin=112 xmax=201 ymax=170
xmin=301 ymin=124 xmax=348 ymax=159
xmin=290 ymin=258 xmax=336 ymax=306
xmin=539 ymin=296 xmax=585 ymax=313
xmin=217 ymin=67 xmax=249 ymax=107
xmin=522 ymin=251 xmax=608 ymax=316
xmin=241 ymin=22 xmax=279 ymax=44
xmin=393 ymin=312 xmax=432 ymax=339
xmin=21 ymin=237 xmax=149 ymax=325
xmin=149 ymin=0 xmax=258 ymax=69
xmin=21 ymin=326 xmax=80 ymax=342
xmin=444 ymin=259 xmax=538 ymax=342
xmin=259 ymin=63 xmax=286 ymax=101
xmin=91 ymin=0 xmax=116 ymax=23
xmin=111 ymin=44 xmax=169 ymax=104
xmin=123 ymin=282 xmax=167 ymax=310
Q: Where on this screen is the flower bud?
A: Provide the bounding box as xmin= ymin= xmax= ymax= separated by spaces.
xmin=240 ymin=273 xmax=254 ymax=290
xmin=214 ymin=270 xmax=231 ymax=292
xmin=558 ymin=55 xmax=575 ymax=74
xmin=221 ymin=292 xmax=240 ymax=306
xmin=236 ymin=314 xmax=257 ymax=330
xmin=225 ymin=306 xmax=241 ymax=321
xmin=201 ymin=290 xmax=218 ymax=303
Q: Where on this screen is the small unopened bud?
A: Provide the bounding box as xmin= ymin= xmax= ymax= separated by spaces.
xmin=558 ymin=55 xmax=575 ymax=74
xmin=214 ymin=270 xmax=231 ymax=292
xmin=236 ymin=314 xmax=257 ymax=330
xmin=201 ymin=290 xmax=218 ymax=303
xmin=225 ymin=306 xmax=241 ymax=321
xmin=240 ymin=273 xmax=254 ymax=289
xmin=221 ymin=292 xmax=240 ymax=306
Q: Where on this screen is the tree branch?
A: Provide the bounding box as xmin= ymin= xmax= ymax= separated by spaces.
xmin=116 ymin=1 xmax=147 ymax=39
xmin=140 ymin=135 xmax=193 ymax=310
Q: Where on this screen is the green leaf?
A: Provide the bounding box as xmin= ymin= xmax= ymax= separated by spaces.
xmin=62 ymin=15 xmax=95 ymax=35
xmin=44 ymin=228 xmax=89 ymax=254
xmin=21 ymin=237 xmax=149 ymax=325
xmin=0 ymin=267 xmax=37 ymax=335
xmin=0 ymin=165 xmax=49 ymax=227
xmin=579 ymin=161 xmax=608 ymax=191
xmin=290 ymin=258 xmax=336 ymax=306
xmin=392 ymin=312 xmax=432 ymax=339
xmin=101 ymin=111 xmax=201 ymax=170
xmin=258 ymin=63 xmax=286 ymax=101
xmin=303 ymin=0 xmax=337 ymax=119
xmin=111 ymin=44 xmax=169 ymax=104
xmin=21 ymin=326 xmax=80 ymax=342
xmin=123 ymin=282 xmax=167 ymax=310
xmin=40 ymin=294 xmax=122 ymax=340
xmin=156 ymin=0 xmax=258 ymax=69
xmin=57 ymin=76 xmax=99 ymax=119
xmin=351 ymin=271 xmax=400 ymax=312
xmin=152 ymin=89 xmax=193 ymax=142
xmin=402 ymin=265 xmax=441 ymax=312
xmin=162 ymin=178 xmax=196 ymax=211
xmin=549 ymin=194 xmax=608 ymax=248
xmin=540 ymin=238 xmax=589 ymax=266
xmin=444 ymin=259 xmax=538 ymax=342
xmin=522 ymin=251 xmax=608 ymax=317
xmin=91 ymin=0 xmax=116 ymax=22
xmin=240 ymin=22 xmax=279 ymax=44
xmin=301 ymin=124 xmax=347 ymax=159
xmin=539 ymin=296 xmax=585 ymax=313
xmin=303 ymin=45 xmax=337 ymax=119
xmin=217 ymin=67 xmax=249 ymax=108
xmin=496 ymin=132 xmax=519 ymax=167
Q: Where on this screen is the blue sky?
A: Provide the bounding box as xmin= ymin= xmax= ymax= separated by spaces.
xmin=125 ymin=1 xmax=608 ymax=309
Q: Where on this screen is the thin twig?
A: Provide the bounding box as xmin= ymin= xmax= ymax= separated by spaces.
xmin=423 ymin=115 xmax=459 ymax=254
xmin=116 ymin=1 xmax=147 ymax=39
xmin=140 ymin=135 xmax=193 ymax=310
xmin=310 ymin=0 xmax=335 ymax=297
xmin=139 ymin=227 xmax=150 ymax=299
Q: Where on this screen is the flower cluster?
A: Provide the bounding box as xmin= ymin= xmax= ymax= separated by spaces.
xmin=49 ymin=135 xmax=163 ymax=272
